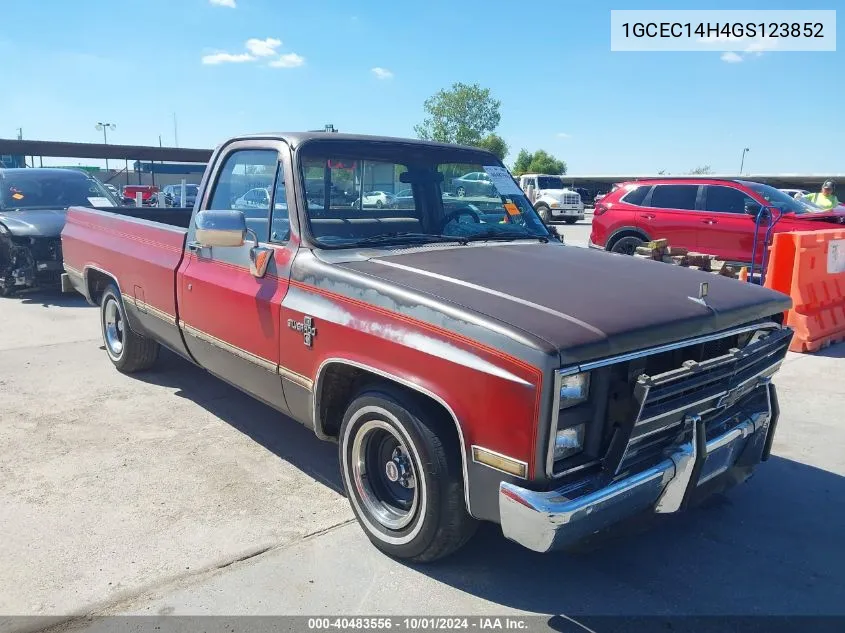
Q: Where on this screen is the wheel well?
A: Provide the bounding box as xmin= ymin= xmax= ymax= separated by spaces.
xmin=607 ymin=228 xmax=649 ymax=250
xmin=316 ymin=363 xmax=462 ymax=455
xmin=86 ymin=268 xmax=117 ymax=304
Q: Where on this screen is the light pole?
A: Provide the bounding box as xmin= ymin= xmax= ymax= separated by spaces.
xmin=96 ymin=122 xmax=116 ymax=171
xmin=740 ymin=147 xmax=750 ymax=175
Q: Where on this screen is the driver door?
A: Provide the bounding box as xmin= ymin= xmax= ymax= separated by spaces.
xmin=176 ymin=141 xmax=295 ymax=411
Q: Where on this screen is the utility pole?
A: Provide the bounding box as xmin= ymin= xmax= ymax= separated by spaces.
xmin=740 ymin=147 xmax=750 ymax=175
xmin=16 ymin=128 xmax=23 ymax=140
xmin=96 ymin=121 xmax=116 ymax=171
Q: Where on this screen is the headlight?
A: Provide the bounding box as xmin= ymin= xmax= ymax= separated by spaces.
xmin=549 ymin=202 xmax=560 ymax=208
xmin=553 ymin=424 xmax=585 ymax=461
xmin=559 ymin=372 xmax=590 ymax=409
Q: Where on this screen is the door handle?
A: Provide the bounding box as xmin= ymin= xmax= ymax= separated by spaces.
xmin=640 ymin=214 xmax=656 ymax=220
xmin=701 ymin=219 xmax=717 ymax=225
xmin=187 ymin=241 xmax=204 ymax=252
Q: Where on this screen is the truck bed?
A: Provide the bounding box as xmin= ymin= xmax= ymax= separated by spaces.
xmin=61 ymin=206 xmax=189 ymax=342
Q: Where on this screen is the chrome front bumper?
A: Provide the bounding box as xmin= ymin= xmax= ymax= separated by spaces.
xmin=499 ymin=384 xmax=778 ymax=553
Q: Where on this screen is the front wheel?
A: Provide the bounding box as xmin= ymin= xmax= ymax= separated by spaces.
xmin=455 ymin=186 xmax=466 ymax=197
xmin=339 ymin=388 xmax=477 ymax=562
xmin=100 ymin=284 xmax=160 ymax=373
xmin=535 ymin=204 xmax=551 ymax=222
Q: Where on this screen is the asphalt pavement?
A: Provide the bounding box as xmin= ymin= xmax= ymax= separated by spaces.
xmin=1 ymin=215 xmax=843 ymax=632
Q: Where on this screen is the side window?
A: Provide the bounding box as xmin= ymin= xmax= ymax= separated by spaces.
xmin=620 ymin=185 xmax=650 ymax=206
xmin=649 ymin=185 xmax=698 ymax=210
xmin=270 ymin=163 xmax=290 ymax=243
xmin=208 ymin=149 xmax=278 ymax=241
xmin=704 ymin=185 xmax=753 ymax=214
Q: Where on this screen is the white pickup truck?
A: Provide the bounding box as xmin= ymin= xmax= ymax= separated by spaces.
xmin=519 ymin=174 xmax=584 ymax=224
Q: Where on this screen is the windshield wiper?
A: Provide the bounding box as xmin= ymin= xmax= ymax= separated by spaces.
xmin=350 ymin=232 xmax=468 ymax=247
xmin=462 ymin=230 xmax=550 ymax=243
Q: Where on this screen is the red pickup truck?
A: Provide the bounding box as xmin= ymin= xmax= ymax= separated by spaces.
xmin=62 ymin=133 xmax=794 ymax=561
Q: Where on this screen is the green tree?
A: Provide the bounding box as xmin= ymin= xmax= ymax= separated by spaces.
xmin=689 ymin=165 xmax=712 ymax=175
xmin=511 ymin=149 xmax=566 ymax=176
xmin=414 ymin=83 xmax=501 ymax=147
xmin=476 ymin=133 xmax=508 ymax=160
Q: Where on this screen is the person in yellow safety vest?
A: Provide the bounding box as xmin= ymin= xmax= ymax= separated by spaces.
xmin=804 ymin=181 xmax=840 ymax=210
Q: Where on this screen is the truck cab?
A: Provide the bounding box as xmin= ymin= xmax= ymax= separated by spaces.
xmin=519 ymin=174 xmax=584 ymax=224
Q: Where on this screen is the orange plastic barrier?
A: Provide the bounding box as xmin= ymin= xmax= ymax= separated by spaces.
xmin=765 ymin=229 xmax=845 ymax=353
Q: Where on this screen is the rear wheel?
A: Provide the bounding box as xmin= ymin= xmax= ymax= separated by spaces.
xmin=100 ymin=284 xmax=159 ymax=373
xmin=610 ymin=235 xmax=645 ymax=255
xmin=339 ymin=387 xmax=477 ymax=562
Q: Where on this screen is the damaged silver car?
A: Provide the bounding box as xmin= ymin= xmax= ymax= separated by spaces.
xmin=0 ymin=168 xmax=119 ymax=295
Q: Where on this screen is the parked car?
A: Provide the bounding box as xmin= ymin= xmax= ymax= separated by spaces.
xmin=233 ymin=187 xmax=271 ymax=210
xmin=353 ymin=191 xmax=395 ymax=208
xmin=391 ymin=188 xmax=414 ymax=209
xmin=0 ymin=167 xmax=119 ymax=294
xmin=122 ymin=184 xmax=159 ymax=205
xmin=590 ymin=178 xmax=845 ymax=263
xmin=451 ymin=172 xmax=495 ymax=197
xmin=62 ymin=132 xmax=793 ymax=561
xmin=518 ymin=174 xmax=584 ymax=224
xmin=163 ymin=183 xmax=200 ymax=208
xmin=779 ymin=188 xmax=809 ymax=199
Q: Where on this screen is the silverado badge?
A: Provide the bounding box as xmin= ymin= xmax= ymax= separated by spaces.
xmin=288 ymin=316 xmax=317 ymax=347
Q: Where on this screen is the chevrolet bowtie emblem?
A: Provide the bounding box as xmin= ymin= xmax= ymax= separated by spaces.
xmin=288 ymin=316 xmax=317 ymax=347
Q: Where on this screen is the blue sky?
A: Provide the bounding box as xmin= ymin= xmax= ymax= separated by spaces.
xmin=2 ymin=0 xmax=843 ymax=174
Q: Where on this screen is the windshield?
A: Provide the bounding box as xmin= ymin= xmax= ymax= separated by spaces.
xmin=298 ymin=143 xmax=552 ymax=248
xmin=537 ymin=176 xmax=565 ymax=189
xmin=740 ymin=180 xmax=819 ymax=215
xmin=0 ymin=169 xmax=119 ymax=210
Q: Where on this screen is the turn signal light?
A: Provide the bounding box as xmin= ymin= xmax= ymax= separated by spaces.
xmin=594 ymin=203 xmax=609 ymax=216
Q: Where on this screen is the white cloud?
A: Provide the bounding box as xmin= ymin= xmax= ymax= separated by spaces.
xmin=556 ymin=132 xmax=571 ymax=139
xmin=720 ymin=52 xmax=743 ymax=63
xmin=269 ymin=53 xmax=305 ymax=68
xmin=209 ymin=0 xmax=236 ymax=7
xmin=371 ymin=67 xmax=393 ymax=80
xmin=202 ymin=51 xmax=254 ymax=65
xmin=246 ymin=37 xmax=282 ymax=57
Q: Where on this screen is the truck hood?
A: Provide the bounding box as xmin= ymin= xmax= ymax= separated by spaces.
xmin=338 ymin=243 xmax=792 ymax=366
xmin=0 ymin=208 xmax=67 ymax=237
xmin=538 ymin=189 xmax=577 ymax=199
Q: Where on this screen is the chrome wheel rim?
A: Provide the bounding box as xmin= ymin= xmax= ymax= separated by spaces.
xmin=103 ymin=298 xmax=124 ymax=357
xmin=351 ymin=419 xmax=418 ymax=531
xmin=456 ymin=187 xmax=465 ymax=197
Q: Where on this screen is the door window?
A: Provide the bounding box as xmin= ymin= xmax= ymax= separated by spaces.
xmin=620 ymin=185 xmax=651 ymax=206
xmin=703 ymin=185 xmax=754 ymax=214
xmin=208 ymin=149 xmax=278 ymax=241
xmin=649 ymin=185 xmax=699 ymax=210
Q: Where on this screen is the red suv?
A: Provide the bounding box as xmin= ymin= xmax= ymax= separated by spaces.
xmin=589 ymin=178 xmax=845 ymax=264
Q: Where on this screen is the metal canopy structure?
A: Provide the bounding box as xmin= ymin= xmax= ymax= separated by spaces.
xmin=0 ymin=138 xmax=213 ymax=163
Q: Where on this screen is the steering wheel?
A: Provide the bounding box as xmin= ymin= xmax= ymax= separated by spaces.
xmin=441 ymin=207 xmax=481 ymax=231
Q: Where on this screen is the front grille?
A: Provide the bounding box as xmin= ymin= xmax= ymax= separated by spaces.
xmin=30 ymin=237 xmax=62 ymax=261
xmin=609 ymin=326 xmax=792 ymax=478
xmin=562 ymin=193 xmax=580 ymax=205
xmin=12 ymin=236 xmax=62 ymax=261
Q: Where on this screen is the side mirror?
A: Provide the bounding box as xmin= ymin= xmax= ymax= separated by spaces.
xmin=744 ymin=201 xmax=763 ymax=216
xmin=195 ymin=210 xmax=247 ymax=247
